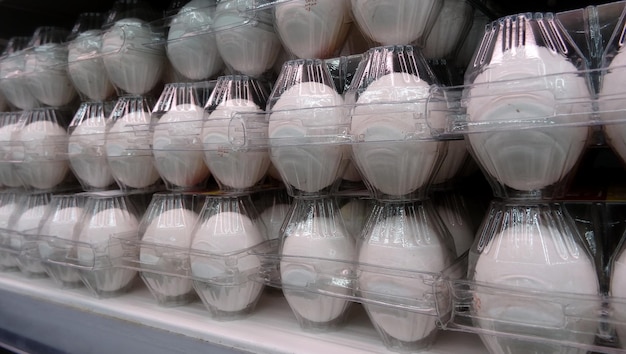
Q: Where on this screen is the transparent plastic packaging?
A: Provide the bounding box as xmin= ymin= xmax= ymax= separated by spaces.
xmin=8 ymin=191 xmax=51 ymax=277
xmin=213 ymin=0 xmax=282 ymax=77
xmin=36 ymin=193 xmax=85 ymax=288
xmin=463 ymin=201 xmax=600 ymax=354
xmin=252 ymin=188 xmax=291 ymax=241
xmin=0 ymin=36 xmax=40 ymax=110
xmin=422 ymin=0 xmax=474 ymax=59
xmin=23 ymin=26 xmax=77 ymax=107
xmin=101 ymin=1 xmax=165 ymax=96
xmin=189 ymin=194 xmax=268 ymax=320
xmin=105 ymin=95 xmax=161 ymax=190
xmin=279 ymin=197 xmax=355 ymax=330
xmin=433 ymin=191 xmax=476 ymax=257
xmin=461 ymin=13 xmax=593 ymax=199
xmin=454 ymin=9 xmax=490 ymax=70
xmin=350 ymin=0 xmax=443 ymax=47
xmin=67 ymin=13 xmax=116 ymax=102
xmin=345 ymin=45 xmax=449 ymax=201
xmin=0 ymin=112 xmax=26 ymax=189
xmin=68 ymin=101 xmax=116 ymax=191
xmin=74 ymin=191 xmax=142 ymax=298
xmin=599 ymin=2 xmax=626 ymax=168
xmin=357 ymin=200 xmax=455 ymax=352
xmin=0 ymin=191 xmax=24 ymax=271
xmin=267 ymin=59 xmax=350 ymax=197
xmin=273 ymin=0 xmax=352 ymax=59
xmin=152 ymin=81 xmax=213 ymax=191
xmin=165 ymin=0 xmax=224 ymax=81
xmin=431 ymin=138 xmax=470 ymax=188
xmin=203 ymin=75 xmax=270 ymax=191
xmin=338 ymin=195 xmax=373 ymax=241
xmin=14 ymin=108 xmax=74 ymax=191
xmin=120 ymin=192 xmax=203 ymax=306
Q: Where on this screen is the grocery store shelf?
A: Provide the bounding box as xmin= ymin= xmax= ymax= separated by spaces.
xmin=0 ymin=271 xmax=486 ymax=354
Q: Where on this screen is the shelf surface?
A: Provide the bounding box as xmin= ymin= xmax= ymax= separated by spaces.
xmin=0 ymin=271 xmax=486 ymax=354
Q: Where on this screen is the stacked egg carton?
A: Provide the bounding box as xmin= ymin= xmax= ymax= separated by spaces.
xmin=0 ymin=25 xmax=82 ymax=280
xmin=437 ymin=6 xmax=626 ymax=353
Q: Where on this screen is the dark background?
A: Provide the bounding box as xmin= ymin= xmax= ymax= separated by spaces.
xmin=0 ymin=0 xmax=615 ymax=39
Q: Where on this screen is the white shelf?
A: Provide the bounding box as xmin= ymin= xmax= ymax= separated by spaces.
xmin=0 ymin=271 xmax=486 ymax=354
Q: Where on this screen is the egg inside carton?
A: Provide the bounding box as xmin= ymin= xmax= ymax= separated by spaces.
xmin=0 ymin=112 xmax=26 ymax=189
xmin=469 ymin=201 xmax=600 ymax=354
xmin=75 ymin=191 xmax=141 ymax=298
xmin=37 ymin=194 xmax=85 ymax=288
xmin=152 ymin=81 xmax=213 ymax=191
xmin=358 ymin=200 xmax=454 ymax=351
xmin=166 ymin=0 xmax=224 ymax=81
xmin=137 ymin=192 xmax=201 ymax=306
xmin=350 ymin=0 xmax=443 ymax=46
xmin=189 ymin=195 xmax=267 ymax=319
xmin=101 ymin=0 xmax=165 ymax=97
xmin=463 ymin=13 xmax=592 ymax=200
xmin=203 ymin=75 xmax=270 ymax=191
xmin=345 ymin=45 xmax=448 ymax=202
xmin=15 ymin=108 xmax=73 ymax=191
xmin=214 ymin=0 xmax=282 ymax=78
xmin=274 ymin=0 xmax=352 ymax=59
xmin=279 ymin=197 xmax=355 ymax=330
xmin=24 ymin=27 xmax=77 ymax=107
xmin=68 ymin=102 xmax=116 ymax=191
xmin=0 ymin=37 xmax=40 ymax=110
xmin=105 ymin=95 xmax=161 ymax=190
xmin=0 ymin=192 xmax=24 ymax=270
xmin=8 ymin=191 xmax=51 ymax=277
xmin=268 ymin=59 xmax=350 ymax=197
xmin=67 ymin=13 xmax=116 ymax=102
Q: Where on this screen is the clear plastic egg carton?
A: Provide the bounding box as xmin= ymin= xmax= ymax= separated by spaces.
xmin=0 ymin=228 xmax=22 ymax=272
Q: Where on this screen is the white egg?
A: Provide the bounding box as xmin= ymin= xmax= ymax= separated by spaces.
xmin=259 ymin=203 xmax=290 ymax=241
xmin=359 ymin=214 xmax=451 ymax=343
xmin=106 ymin=111 xmax=161 ymax=189
xmin=281 ymin=216 xmax=355 ymax=324
xmin=351 ymin=72 xmax=446 ymax=197
xmin=269 ymin=82 xmax=346 ymax=193
xmin=274 ymin=0 xmax=351 ymax=59
xmin=422 ymin=0 xmax=473 ymax=59
xmin=17 ymin=121 xmax=69 ymax=190
xmin=141 ymin=207 xmax=198 ymax=298
xmin=473 ymin=224 xmax=599 ymax=353
xmin=167 ymin=0 xmax=223 ymax=80
xmin=69 ymin=118 xmax=115 ymax=190
xmin=190 ymin=211 xmax=265 ymax=313
xmin=214 ymin=0 xmax=281 ymax=76
xmin=466 ymin=47 xmax=590 ymax=192
xmin=68 ymin=31 xmax=115 ymax=101
xmin=203 ymin=99 xmax=269 ymax=190
xmin=38 ymin=205 xmax=84 ymax=284
xmin=351 ymin=0 xmax=442 ymax=45
xmin=13 ymin=204 xmax=49 ymax=275
xmin=0 ymin=202 xmax=19 ymax=268
xmin=102 ymin=19 xmax=165 ymax=95
xmin=153 ymin=104 xmax=209 ymax=189
xmin=0 ymin=123 xmax=24 ymax=188
xmin=77 ymin=207 xmax=139 ymax=293
xmin=0 ymin=54 xmax=39 ymax=110
xmin=25 ymin=44 xmax=77 ymax=107
xmin=600 ymin=48 xmax=626 ymax=164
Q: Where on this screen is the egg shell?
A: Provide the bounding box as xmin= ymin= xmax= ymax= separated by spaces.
xmin=68 ymin=32 xmax=116 ymax=101
xmin=600 ymin=48 xmax=626 ymax=165
xmin=18 ymin=121 xmax=70 ymax=190
xmin=25 ymin=44 xmax=77 ymax=106
xmin=69 ymin=118 xmax=115 ymax=189
xmin=269 ymin=82 xmax=346 ymax=193
xmin=281 ymin=216 xmax=355 ymax=323
xmin=153 ymin=104 xmax=209 ymax=188
xmin=203 ymin=99 xmax=269 ymax=190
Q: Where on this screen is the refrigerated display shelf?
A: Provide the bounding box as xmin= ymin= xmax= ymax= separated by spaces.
xmin=0 ymin=272 xmax=486 ymax=354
